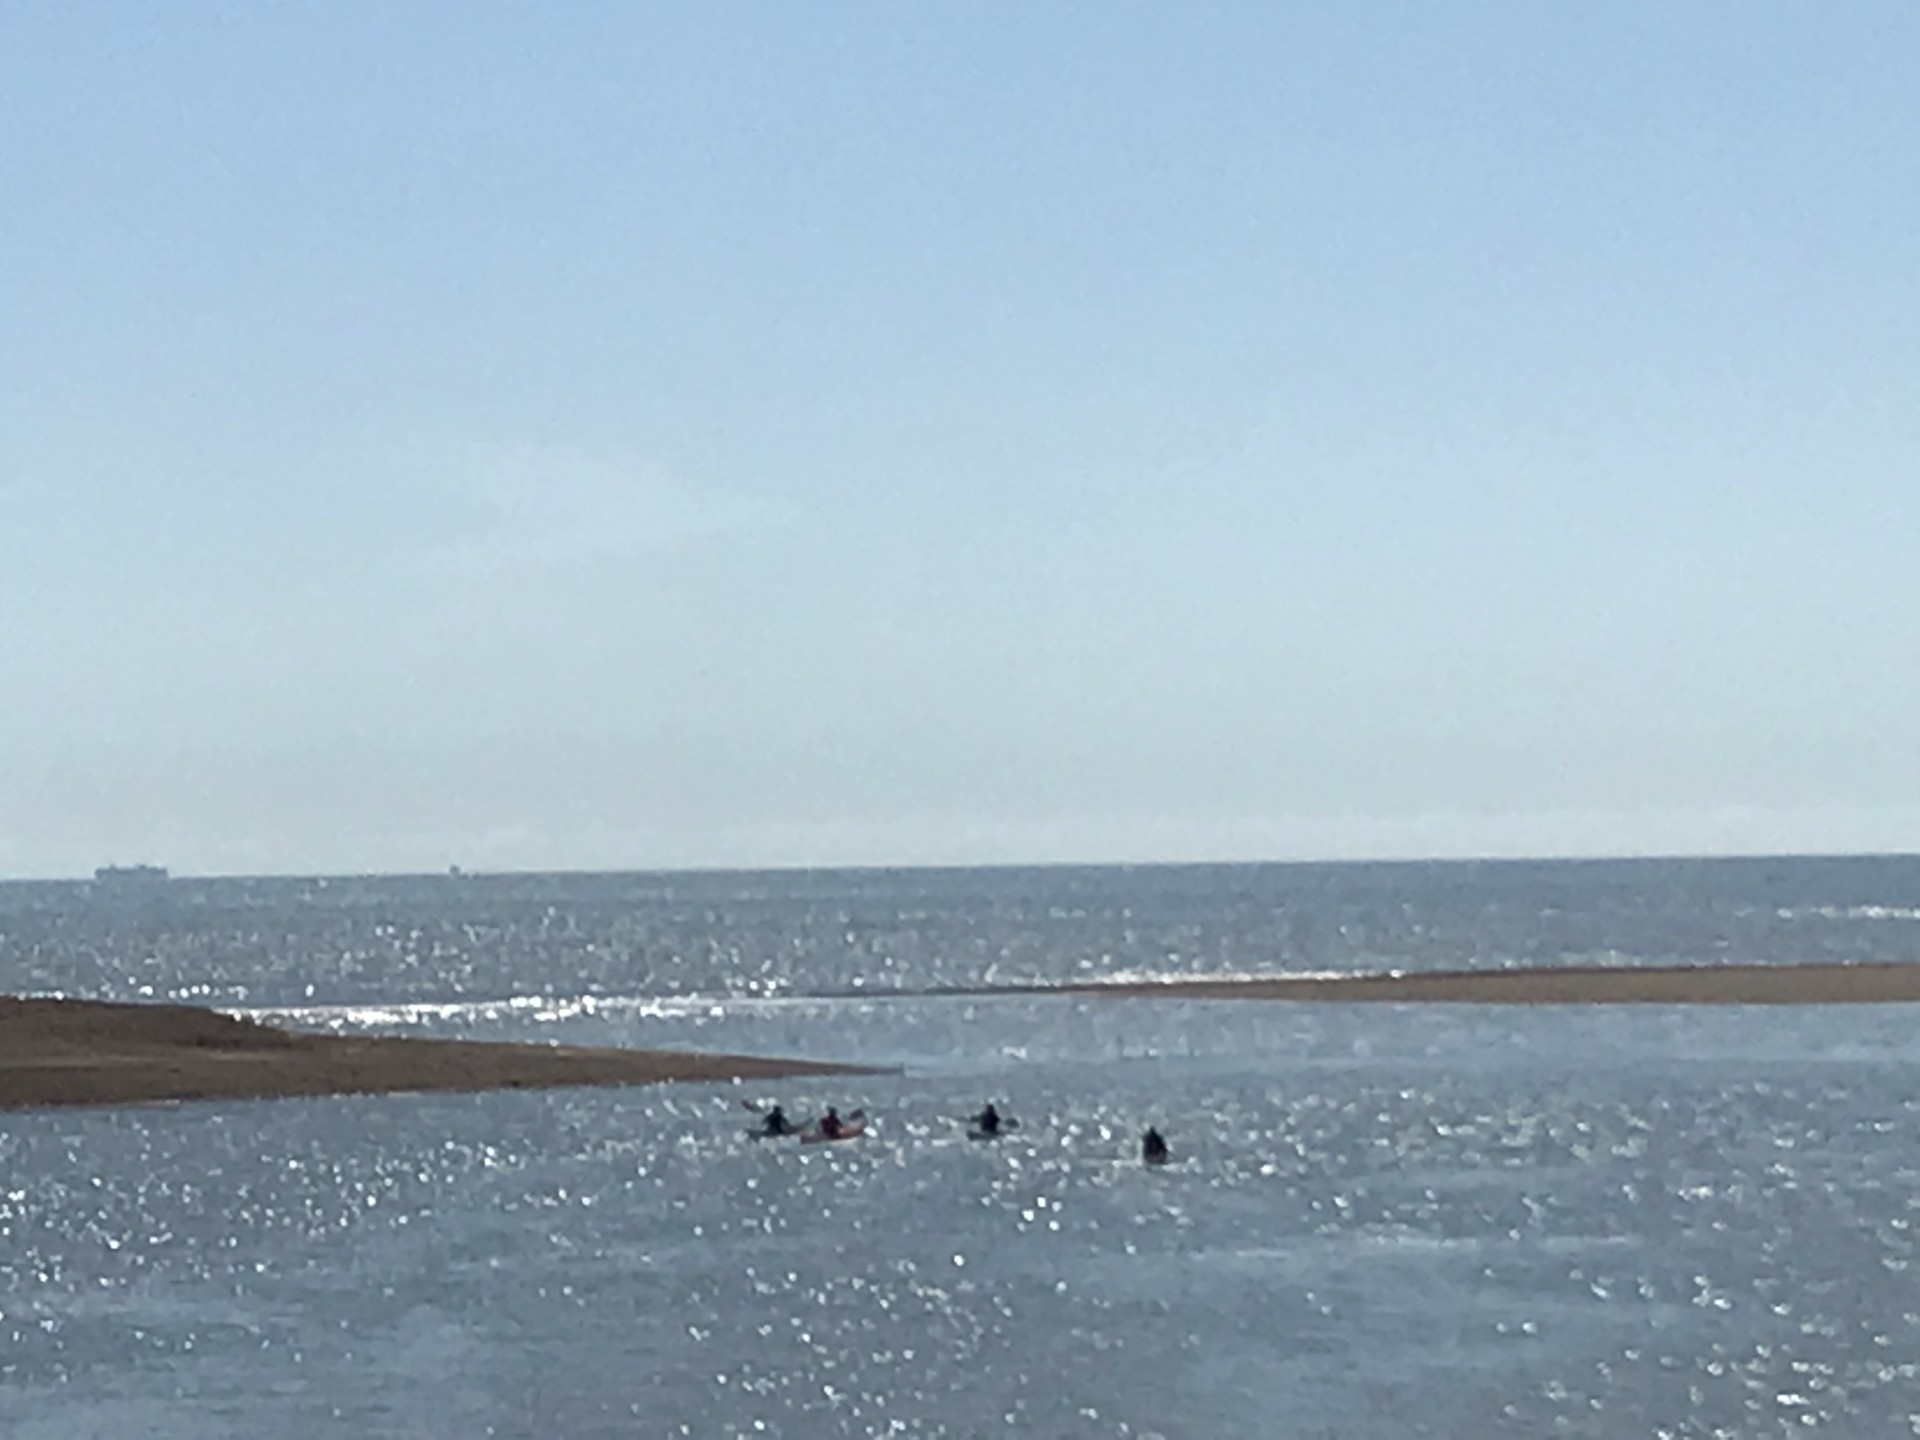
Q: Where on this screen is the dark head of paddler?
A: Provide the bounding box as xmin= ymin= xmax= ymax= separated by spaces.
xmin=978 ymin=1102 xmax=1000 ymax=1133
xmin=764 ymin=1104 xmax=788 ymax=1134
xmin=1142 ymin=1126 xmax=1169 ymax=1165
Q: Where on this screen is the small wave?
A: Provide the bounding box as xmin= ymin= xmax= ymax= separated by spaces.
xmin=231 ymin=991 xmax=841 ymax=1030
xmin=1776 ymin=905 xmax=1920 ymax=922
xmin=234 ymin=975 xmax=1375 ymax=1029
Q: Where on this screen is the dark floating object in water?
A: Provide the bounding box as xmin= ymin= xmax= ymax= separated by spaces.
xmin=747 ymin=1102 xmax=797 ymax=1139
xmin=1141 ymin=1126 xmax=1169 ymax=1166
xmin=966 ymin=1102 xmax=1019 ymax=1141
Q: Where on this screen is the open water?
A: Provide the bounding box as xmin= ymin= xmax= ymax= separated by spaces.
xmin=6 ymin=856 xmax=1920 ymax=1436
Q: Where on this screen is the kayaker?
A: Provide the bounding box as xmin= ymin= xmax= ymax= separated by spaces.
xmin=971 ymin=1102 xmax=1002 ymax=1137
xmin=761 ymin=1104 xmax=792 ymax=1137
xmin=1141 ymin=1126 xmax=1169 ymax=1165
xmin=819 ymin=1106 xmax=845 ymax=1140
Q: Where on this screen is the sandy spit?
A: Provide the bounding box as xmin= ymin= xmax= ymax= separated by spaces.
xmin=0 ymin=996 xmax=871 ymax=1112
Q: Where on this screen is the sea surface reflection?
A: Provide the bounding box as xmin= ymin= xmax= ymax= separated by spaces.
xmin=7 ymin=997 xmax=1920 ymax=1437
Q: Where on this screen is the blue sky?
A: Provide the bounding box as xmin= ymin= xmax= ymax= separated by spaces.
xmin=4 ymin=3 xmax=1917 ymax=876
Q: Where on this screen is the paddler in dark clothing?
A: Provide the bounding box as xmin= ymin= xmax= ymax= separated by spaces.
xmin=818 ymin=1106 xmax=845 ymax=1140
xmin=760 ymin=1104 xmax=793 ymax=1137
xmin=1141 ymin=1126 xmax=1169 ymax=1165
xmin=970 ymin=1102 xmax=1003 ymax=1137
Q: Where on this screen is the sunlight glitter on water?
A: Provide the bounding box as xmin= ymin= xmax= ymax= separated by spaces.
xmin=8 ymin=1000 xmax=1920 ymax=1437
xmin=14 ymin=861 xmax=1920 ymax=1435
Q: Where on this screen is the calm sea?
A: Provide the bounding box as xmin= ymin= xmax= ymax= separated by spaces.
xmin=6 ymin=857 xmax=1920 ymax=1436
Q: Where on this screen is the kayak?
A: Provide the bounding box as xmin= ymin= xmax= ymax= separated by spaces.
xmin=800 ymin=1118 xmax=866 ymax=1144
xmin=798 ymin=1108 xmax=867 ymax=1144
xmin=966 ymin=1117 xmax=1018 ymax=1141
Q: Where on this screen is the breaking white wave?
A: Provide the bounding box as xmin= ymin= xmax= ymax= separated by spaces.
xmin=1777 ymin=903 xmax=1920 ymax=922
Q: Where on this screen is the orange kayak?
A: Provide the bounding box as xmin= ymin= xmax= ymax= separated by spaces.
xmin=799 ymin=1117 xmax=867 ymax=1144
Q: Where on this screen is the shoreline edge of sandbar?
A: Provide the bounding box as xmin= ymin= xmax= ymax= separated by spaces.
xmin=1038 ymin=960 xmax=1920 ymax=1006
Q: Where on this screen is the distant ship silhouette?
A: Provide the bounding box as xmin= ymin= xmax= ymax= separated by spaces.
xmin=93 ymin=864 xmax=170 ymax=884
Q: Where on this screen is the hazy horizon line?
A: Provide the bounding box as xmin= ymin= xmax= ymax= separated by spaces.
xmin=13 ymin=846 xmax=1916 ymax=888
